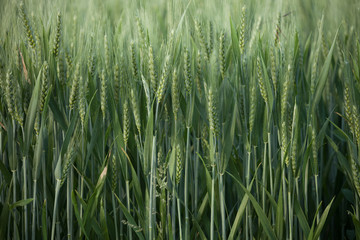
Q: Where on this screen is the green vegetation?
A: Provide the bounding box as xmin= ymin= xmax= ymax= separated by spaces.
xmin=0 ymin=0 xmax=360 ymax=239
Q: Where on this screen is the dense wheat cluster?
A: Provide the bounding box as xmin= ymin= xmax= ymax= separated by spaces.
xmin=1 ymin=0 xmax=360 ymax=239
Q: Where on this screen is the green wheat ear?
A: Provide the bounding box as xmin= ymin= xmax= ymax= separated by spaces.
xmin=207 ymin=86 xmax=219 ymax=137
xmin=123 ymin=99 xmax=130 ymax=147
xmin=257 ymin=56 xmax=268 ymax=104
xmin=57 ymin=52 xmax=66 ymax=86
xmin=53 ymin=12 xmax=62 ymax=57
xmin=351 ymin=157 xmax=360 ymax=197
xmin=353 ymin=105 xmax=360 ymax=145
xmin=111 ymin=155 xmax=117 ymax=192
xmin=184 ymin=48 xmax=192 ymax=94
xmin=239 ymin=6 xmax=246 ymax=55
xmin=195 ymin=20 xmax=210 ymax=60
xmin=78 ymin=76 xmax=86 ymax=127
xmin=34 ymin=112 xmax=40 ymax=136
xmin=270 ymin=48 xmax=277 ymax=94
xmin=148 ymin=45 xmax=157 ymax=94
xmin=113 ymin=64 xmax=120 ymax=103
xmin=130 ymin=88 xmax=141 ymax=135
xmin=40 ymin=61 xmax=49 ymax=113
xmin=208 ymin=21 xmax=214 ymax=55
xmin=156 ymin=147 xmax=167 ymax=189
xmin=60 ymin=147 xmax=76 ymax=186
xmin=88 ymin=52 xmax=96 ymax=80
xmin=69 ymin=63 xmax=80 ymax=111
xmin=274 ymin=14 xmax=281 ymax=47
xmin=136 ymin=16 xmax=147 ymax=51
xmin=156 ymin=55 xmax=170 ymax=102
xmin=195 ymin=50 xmax=203 ymax=97
xmin=19 ymin=2 xmax=36 ymax=51
xmin=175 ymin=144 xmax=183 ymax=185
xmin=131 ymin=41 xmax=138 ymax=79
xmin=311 ymin=124 xmax=318 ymax=175
xmin=5 ymin=70 xmax=15 ymax=120
xmin=65 ymin=51 xmax=73 ymax=80
xmin=171 ymin=69 xmax=179 ymax=119
xmin=219 ymin=32 xmax=225 ymax=80
xmin=249 ymin=85 xmax=256 ymax=135
xmin=100 ymin=69 xmax=107 ymax=120
xmin=104 ymin=34 xmax=111 ymax=76
xmin=344 ymin=82 xmax=354 ymax=134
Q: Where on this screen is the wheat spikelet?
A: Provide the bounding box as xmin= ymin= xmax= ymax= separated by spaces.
xmin=114 ymin=64 xmax=120 ymax=103
xmin=239 ymin=86 xmax=246 ymax=129
xmin=311 ymin=48 xmax=319 ymax=96
xmin=311 ymin=125 xmax=318 ymax=175
xmin=291 ymin=104 xmax=298 ymax=176
xmin=148 ymin=45 xmax=157 ymax=94
xmin=249 ymin=85 xmax=256 ymax=134
xmin=195 ymin=20 xmax=210 ymax=60
xmin=65 ymin=51 xmax=73 ymax=80
xmin=195 ymin=50 xmax=203 ymax=97
xmin=344 ymin=82 xmax=354 ymax=134
xmin=104 ymin=34 xmax=111 ymax=75
xmin=172 ymin=69 xmax=179 ymax=119
xmin=60 ymin=148 xmax=76 ymax=186
xmin=119 ymin=54 xmax=127 ymax=94
xmin=175 ymin=144 xmax=183 ymax=185
xmin=131 ymin=89 xmax=141 ymax=135
xmin=156 ymin=55 xmax=170 ymax=102
xmin=131 ymin=41 xmax=138 ymax=79
xmin=274 ymin=14 xmax=281 ymax=47
xmin=257 ymin=56 xmax=268 ymax=104
xmin=156 ymin=147 xmax=167 ymax=189
xmin=319 ymin=17 xmax=328 ymax=58
xmin=78 ymin=76 xmax=86 ymax=127
xmin=239 ymin=6 xmax=246 ymax=55
xmin=69 ymin=63 xmax=80 ymax=110
xmin=281 ymin=121 xmax=289 ymax=165
xmin=136 ymin=16 xmax=147 ymax=50
xmin=219 ymin=32 xmax=226 ymax=80
xmin=111 ymin=155 xmax=117 ymax=192
xmin=5 ymin=70 xmax=15 ymax=120
xmin=100 ymin=69 xmax=107 ymax=120
xmin=34 ymin=31 xmax=42 ymax=67
xmin=19 ymin=2 xmax=36 ymax=51
xmin=40 ymin=61 xmax=49 ymax=113
xmin=281 ymin=65 xmax=291 ymax=158
xmin=53 ymin=12 xmax=62 ymax=57
xmin=167 ymin=30 xmax=175 ymax=54
xmin=87 ymin=52 xmax=96 ymax=79
xmin=207 ymin=86 xmax=219 ymax=137
xmin=291 ymin=128 xmax=298 ymax=176
xmin=34 ymin=112 xmax=40 ymax=136
xmin=123 ymin=99 xmax=130 ymax=147
xmin=184 ymin=48 xmax=192 ymax=94
xmin=208 ymin=21 xmax=214 ymax=56
xmin=352 ymin=105 xmax=360 ymax=145
xmin=164 ymin=102 xmax=170 ymax=123
xmin=351 ymin=157 xmax=360 ymax=197
xmin=6 ymin=70 xmax=22 ymax=126
xmin=201 ymin=123 xmax=210 ymax=153
xmin=270 ymin=48 xmax=277 ymax=94
xmin=57 ymin=52 xmax=66 ymax=86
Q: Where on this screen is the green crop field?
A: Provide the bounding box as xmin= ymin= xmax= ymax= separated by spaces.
xmin=0 ymin=0 xmax=360 ymax=239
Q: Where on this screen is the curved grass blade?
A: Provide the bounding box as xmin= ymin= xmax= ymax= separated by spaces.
xmin=114 ymin=193 xmax=145 ymax=240
xmin=310 ymin=29 xmax=339 ymax=114
xmin=227 ymin=171 xmax=278 ymax=240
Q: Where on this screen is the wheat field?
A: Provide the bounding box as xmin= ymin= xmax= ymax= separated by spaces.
xmin=0 ymin=0 xmax=360 ymax=239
